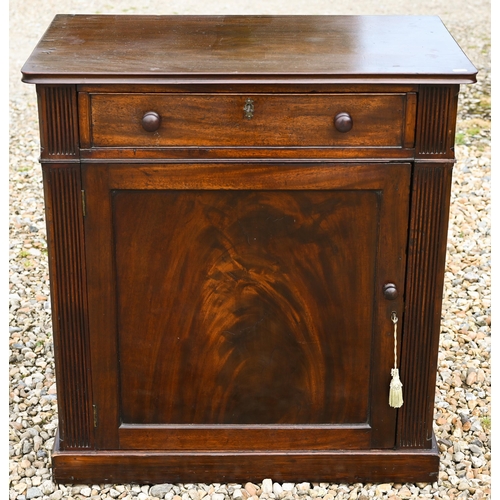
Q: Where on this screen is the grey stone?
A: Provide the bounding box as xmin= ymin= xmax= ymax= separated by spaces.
xmin=150 ymin=485 xmax=174 ymax=498
xmin=471 ymin=456 xmax=485 ymax=468
xmin=22 ymin=441 xmax=33 ymax=454
xmin=465 ymin=392 xmax=476 ymax=401
xmin=26 ymin=488 xmax=43 ymax=499
xmin=469 ymin=444 xmax=483 ymax=455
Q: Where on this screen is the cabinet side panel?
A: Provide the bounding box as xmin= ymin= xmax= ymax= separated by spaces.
xmin=42 ymin=163 xmax=94 ymax=449
xmin=398 ymin=162 xmax=453 ymax=448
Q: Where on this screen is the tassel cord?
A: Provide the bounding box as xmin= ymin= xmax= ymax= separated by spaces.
xmin=392 ymin=311 xmax=398 ymax=371
xmin=389 ymin=311 xmax=403 ymax=408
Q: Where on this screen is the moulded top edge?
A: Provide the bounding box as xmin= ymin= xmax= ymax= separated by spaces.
xmin=20 ymin=74 xmax=478 ymax=86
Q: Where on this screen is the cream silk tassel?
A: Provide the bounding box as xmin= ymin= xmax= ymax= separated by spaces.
xmin=389 ymin=312 xmax=403 ymax=408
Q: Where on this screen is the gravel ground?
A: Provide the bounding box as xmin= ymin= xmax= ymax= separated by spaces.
xmin=9 ymin=1 xmax=491 ymax=499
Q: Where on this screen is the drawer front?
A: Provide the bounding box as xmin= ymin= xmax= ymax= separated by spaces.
xmin=85 ymin=93 xmax=409 ymax=148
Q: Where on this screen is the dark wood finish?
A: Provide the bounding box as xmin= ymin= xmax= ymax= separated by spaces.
xmin=22 ymin=15 xmax=476 ymax=483
xmin=415 ymin=85 xmax=460 ymax=159
xmin=82 ymin=162 xmax=409 ymax=451
xmin=21 ymin=15 xmax=476 ymax=84
xmin=51 ymin=441 xmax=440 ymax=484
xmin=36 ymin=79 xmax=94 ymax=452
xmin=398 ymin=161 xmax=455 ymax=448
xmin=79 ymin=147 xmax=417 ymax=161
xmin=115 ymin=188 xmax=379 ymax=425
xmin=82 ymin=165 xmax=120 ymax=450
xmin=37 ymin=86 xmax=79 ymax=158
xmin=41 ymin=163 xmax=94 ymax=450
xmin=86 ymin=93 xmax=407 ymax=148
xmin=78 ymin=83 xmax=420 ymax=93
xmin=117 ymin=425 xmax=371 ymax=451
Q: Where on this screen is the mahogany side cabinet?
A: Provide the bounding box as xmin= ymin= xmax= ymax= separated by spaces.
xmin=22 ymin=15 xmax=476 ymax=484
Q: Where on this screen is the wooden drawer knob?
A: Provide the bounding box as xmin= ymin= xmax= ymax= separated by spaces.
xmin=334 ymin=112 xmax=353 ymax=133
xmin=142 ymin=111 xmax=161 ymax=132
xmin=383 ymin=283 xmax=398 ymax=300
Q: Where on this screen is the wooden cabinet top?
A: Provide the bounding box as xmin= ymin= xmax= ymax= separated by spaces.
xmin=21 ymin=15 xmax=476 ymax=85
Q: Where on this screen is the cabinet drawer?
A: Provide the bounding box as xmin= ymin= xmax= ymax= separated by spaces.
xmin=83 ymin=93 xmax=412 ymax=149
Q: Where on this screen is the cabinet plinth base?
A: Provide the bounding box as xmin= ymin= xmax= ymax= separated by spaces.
xmin=52 ymin=435 xmax=439 ymax=484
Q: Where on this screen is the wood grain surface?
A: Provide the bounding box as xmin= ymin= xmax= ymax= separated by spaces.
xmin=21 ymin=15 xmax=477 ymax=84
xmin=114 ymin=189 xmax=377 ymax=425
xmin=82 ymin=161 xmax=409 ymax=453
xmin=51 ymin=444 xmax=440 ymax=484
xmin=87 ymin=93 xmax=406 ymax=148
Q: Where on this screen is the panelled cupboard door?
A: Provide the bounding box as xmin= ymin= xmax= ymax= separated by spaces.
xmin=82 ymin=162 xmax=410 ymax=452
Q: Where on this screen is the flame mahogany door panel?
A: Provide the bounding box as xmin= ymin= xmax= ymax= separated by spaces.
xmin=82 ymin=162 xmax=410 ymax=452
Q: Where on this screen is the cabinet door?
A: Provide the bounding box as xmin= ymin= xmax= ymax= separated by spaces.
xmin=83 ymin=162 xmax=410 ymax=451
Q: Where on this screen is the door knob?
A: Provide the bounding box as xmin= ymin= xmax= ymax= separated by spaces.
xmin=383 ymin=283 xmax=398 ymax=300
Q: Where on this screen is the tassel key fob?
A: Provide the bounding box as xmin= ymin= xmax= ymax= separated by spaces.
xmin=389 ymin=312 xmax=403 ymax=408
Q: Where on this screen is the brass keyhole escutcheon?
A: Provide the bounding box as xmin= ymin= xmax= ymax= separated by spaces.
xmin=244 ymin=98 xmax=254 ymax=120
